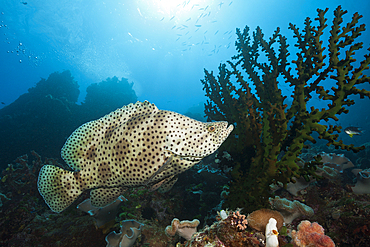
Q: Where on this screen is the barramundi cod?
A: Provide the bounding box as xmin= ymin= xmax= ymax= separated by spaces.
xmin=38 ymin=101 xmax=233 ymax=213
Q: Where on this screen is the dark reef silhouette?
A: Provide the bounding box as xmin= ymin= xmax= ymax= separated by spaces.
xmin=0 ymin=70 xmax=137 ymax=169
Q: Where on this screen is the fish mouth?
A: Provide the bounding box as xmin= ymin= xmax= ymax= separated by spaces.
xmin=224 ymin=122 xmax=234 ymax=135
xmin=217 ymin=122 xmax=234 ymax=143
xmin=226 ymin=123 xmax=234 ymax=132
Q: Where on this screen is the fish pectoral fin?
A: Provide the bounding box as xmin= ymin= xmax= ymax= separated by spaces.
xmin=158 ymin=176 xmax=178 ymax=193
xmin=149 ymin=178 xmax=168 ymax=191
xmin=90 ymin=187 xmax=127 ymax=208
xmin=149 ymin=175 xmax=177 ymax=192
xmin=145 ymin=154 xmax=174 ymax=186
xmin=37 ymin=165 xmax=83 ymax=213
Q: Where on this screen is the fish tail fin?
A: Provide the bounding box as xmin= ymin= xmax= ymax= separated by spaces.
xmin=38 ymin=165 xmax=83 ymax=213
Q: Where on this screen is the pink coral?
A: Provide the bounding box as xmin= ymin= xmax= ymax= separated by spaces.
xmin=292 ymin=220 xmax=335 ymax=247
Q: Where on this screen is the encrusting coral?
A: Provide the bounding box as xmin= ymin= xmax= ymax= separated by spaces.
xmin=318 ymin=152 xmax=354 ymax=172
xmin=105 ymin=219 xmax=144 ymax=247
xmin=247 ymin=208 xmax=284 ymax=232
xmin=351 ymin=168 xmax=370 ymax=194
xmin=269 ymin=196 xmax=314 ymax=223
xmin=201 ymin=5 xmax=370 ymax=211
xmin=77 ymin=195 xmax=127 ymax=228
xmin=182 ymin=210 xmax=263 ymax=247
xmin=165 ymin=218 xmax=200 ymax=240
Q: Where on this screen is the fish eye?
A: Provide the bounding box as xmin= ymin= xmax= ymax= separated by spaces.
xmin=208 ymin=125 xmax=216 ymax=132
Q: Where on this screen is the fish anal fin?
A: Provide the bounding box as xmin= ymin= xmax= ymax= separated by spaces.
xmin=159 ymin=176 xmax=178 ymax=193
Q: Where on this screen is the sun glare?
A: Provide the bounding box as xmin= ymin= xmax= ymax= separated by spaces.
xmin=137 ymin=0 xmax=211 ymax=20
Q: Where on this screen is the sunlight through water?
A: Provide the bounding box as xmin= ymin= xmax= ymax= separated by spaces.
xmin=137 ymin=0 xmax=212 ymax=20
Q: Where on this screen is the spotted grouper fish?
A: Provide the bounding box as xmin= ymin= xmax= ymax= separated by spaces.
xmin=38 ymin=101 xmax=233 ymax=213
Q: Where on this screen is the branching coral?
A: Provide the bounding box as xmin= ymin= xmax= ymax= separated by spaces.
xmin=230 ymin=210 xmax=248 ymax=231
xmin=201 ymin=6 xmax=370 ymax=211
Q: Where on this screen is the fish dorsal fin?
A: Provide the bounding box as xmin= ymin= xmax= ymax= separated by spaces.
xmin=61 ymin=101 xmax=158 ymax=170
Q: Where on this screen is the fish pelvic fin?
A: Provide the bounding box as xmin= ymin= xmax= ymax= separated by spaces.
xmin=349 ymin=134 xmax=354 ymax=138
xmin=37 ymin=165 xmax=84 ymax=213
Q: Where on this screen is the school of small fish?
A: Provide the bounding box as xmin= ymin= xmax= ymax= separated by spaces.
xmin=131 ymin=0 xmax=235 ymax=55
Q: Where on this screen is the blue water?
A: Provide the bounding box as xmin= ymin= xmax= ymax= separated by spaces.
xmin=1 ymin=2 xmax=370 ymax=246
xmin=0 ymin=0 xmax=369 ymax=134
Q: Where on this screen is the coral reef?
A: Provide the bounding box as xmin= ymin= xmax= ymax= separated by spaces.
xmin=351 ymin=168 xmax=370 ymax=194
xmin=0 ymin=151 xmax=107 ymax=246
xmin=247 ymin=208 xmax=284 ymax=232
xmin=229 ymin=210 xmax=248 ymax=231
xmin=0 ymin=71 xmax=137 ymax=169
xmin=0 ymin=71 xmax=80 ymax=168
xmin=27 ymin=70 xmax=80 ymax=104
xmin=201 ymin=5 xmax=370 ymax=211
xmin=292 ymin=220 xmax=335 ymax=247
xmin=1 ymin=150 xmax=369 ymax=245
xmin=82 ymin=76 xmax=137 ymax=119
xmin=77 ymin=195 xmax=128 ymax=228
xmin=165 ymin=218 xmax=200 ymax=240
xmin=319 ymin=152 xmax=354 ymax=172
xmin=105 ymin=220 xmax=144 ymax=247
xmin=265 ymin=218 xmax=279 ymax=247
xmin=180 ymin=209 xmax=262 ymax=247
xmin=269 ymin=196 xmax=314 ymax=224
